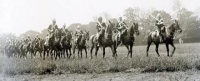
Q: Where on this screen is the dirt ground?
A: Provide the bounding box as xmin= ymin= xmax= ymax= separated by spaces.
xmin=0 ymin=70 xmax=200 ymax=81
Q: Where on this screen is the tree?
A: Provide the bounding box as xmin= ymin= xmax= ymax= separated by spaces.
xmin=20 ymin=30 xmax=40 ymax=40
xmin=101 ymin=12 xmax=111 ymax=23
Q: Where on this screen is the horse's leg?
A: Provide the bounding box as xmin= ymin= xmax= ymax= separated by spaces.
xmin=130 ymin=44 xmax=133 ymax=58
xmin=165 ymin=43 xmax=170 ymax=57
xmin=103 ymin=47 xmax=106 ymax=58
xmin=170 ymin=42 xmax=176 ymax=57
xmin=78 ymin=49 xmax=80 ymax=58
xmin=63 ymin=49 xmax=66 ymax=58
xmin=31 ymin=51 xmax=33 ymax=59
xmin=43 ymin=50 xmax=46 ymax=60
xmin=81 ymin=49 xmax=83 ymax=58
xmin=111 ymin=45 xmax=115 ymax=57
xmin=155 ymin=44 xmax=160 ymax=57
xmin=40 ymin=51 xmax=42 ymax=58
xmin=125 ymin=45 xmax=130 ymax=58
xmin=90 ymin=45 xmax=94 ymax=59
xmin=73 ymin=46 xmax=76 ymax=59
xmin=69 ymin=48 xmax=72 ymax=58
xmin=85 ymin=47 xmax=87 ymax=58
xmin=55 ymin=50 xmax=57 ymax=60
xmin=95 ymin=46 xmax=99 ymax=58
xmin=146 ymin=40 xmax=152 ymax=57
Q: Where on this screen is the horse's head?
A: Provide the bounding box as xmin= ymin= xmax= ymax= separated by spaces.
xmin=174 ymin=20 xmax=182 ymax=33
xmin=85 ymin=31 xmax=90 ymax=41
xmin=106 ymin=20 xmax=115 ymax=34
xmin=131 ymin=22 xmax=140 ymax=36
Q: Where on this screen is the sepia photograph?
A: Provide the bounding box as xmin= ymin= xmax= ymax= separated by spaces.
xmin=0 ymin=0 xmax=200 ymax=81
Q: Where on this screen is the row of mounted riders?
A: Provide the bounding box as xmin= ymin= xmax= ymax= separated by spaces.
xmin=3 ymin=19 xmax=182 ymax=60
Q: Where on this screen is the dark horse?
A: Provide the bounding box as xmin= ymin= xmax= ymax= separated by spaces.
xmin=61 ymin=30 xmax=73 ymax=58
xmin=48 ymin=28 xmax=62 ymax=60
xmin=33 ymin=39 xmax=44 ymax=58
xmin=73 ymin=31 xmax=89 ymax=58
xmin=113 ymin=22 xmax=140 ymax=58
xmin=90 ymin=21 xmax=115 ymax=58
xmin=146 ymin=20 xmax=182 ymax=57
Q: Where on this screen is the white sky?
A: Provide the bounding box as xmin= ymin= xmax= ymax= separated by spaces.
xmin=0 ymin=0 xmax=199 ymax=35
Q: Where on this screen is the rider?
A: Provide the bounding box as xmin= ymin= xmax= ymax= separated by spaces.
xmin=116 ymin=17 xmax=128 ymax=42
xmin=75 ymin=25 xmax=83 ymax=45
xmin=5 ymin=38 xmax=10 ymax=45
xmin=96 ymin=17 xmax=106 ymax=46
xmin=27 ymin=35 xmax=32 ymax=44
xmin=155 ymin=13 xmax=165 ymax=42
xmin=60 ymin=24 xmax=68 ymax=48
xmin=35 ymin=34 xmax=40 ymax=43
xmin=48 ymin=19 xmax=58 ymax=38
xmin=48 ymin=19 xmax=58 ymax=46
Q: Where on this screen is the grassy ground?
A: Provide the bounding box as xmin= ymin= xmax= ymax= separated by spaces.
xmin=0 ymin=43 xmax=199 ymax=76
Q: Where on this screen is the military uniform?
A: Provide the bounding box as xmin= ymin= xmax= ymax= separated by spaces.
xmin=75 ymin=25 xmax=83 ymax=44
xmin=48 ymin=24 xmax=58 ymax=36
xmin=155 ymin=14 xmax=165 ymax=42
xmin=35 ymin=36 xmax=40 ymax=43
xmin=60 ymin=24 xmax=68 ymax=48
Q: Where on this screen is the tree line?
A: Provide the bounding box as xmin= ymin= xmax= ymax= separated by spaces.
xmin=1 ymin=0 xmax=200 ymax=46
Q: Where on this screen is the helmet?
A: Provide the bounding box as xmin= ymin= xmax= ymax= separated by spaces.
xmin=77 ymin=25 xmax=81 ymax=29
xmin=63 ymin=23 xmax=66 ymax=27
xmin=52 ymin=19 xmax=56 ymax=22
xmin=98 ymin=17 xmax=102 ymax=21
xmin=119 ymin=17 xmax=122 ymax=20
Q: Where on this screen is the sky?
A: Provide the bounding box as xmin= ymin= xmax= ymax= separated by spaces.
xmin=0 ymin=0 xmax=199 ymax=35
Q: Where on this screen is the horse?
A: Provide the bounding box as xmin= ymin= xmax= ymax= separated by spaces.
xmin=113 ymin=22 xmax=140 ymax=58
xmin=90 ymin=21 xmax=116 ymax=58
xmin=20 ymin=43 xmax=28 ymax=59
xmin=61 ymin=30 xmax=73 ymax=58
xmin=42 ymin=38 xmax=50 ymax=60
xmin=146 ymin=20 xmax=182 ymax=57
xmin=73 ymin=30 xmax=89 ymax=58
xmin=33 ymin=39 xmax=44 ymax=58
xmin=48 ymin=28 xmax=62 ymax=60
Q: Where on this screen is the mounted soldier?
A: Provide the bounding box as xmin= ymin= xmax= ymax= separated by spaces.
xmin=116 ymin=17 xmax=128 ymax=42
xmin=60 ymin=24 xmax=69 ymax=48
xmin=155 ymin=13 xmax=165 ymax=42
xmin=34 ymin=34 xmax=40 ymax=46
xmin=75 ymin=25 xmax=83 ymax=45
xmin=5 ymin=38 xmax=10 ymax=45
xmin=27 ymin=35 xmax=32 ymax=44
xmin=96 ymin=17 xmax=106 ymax=46
xmin=48 ymin=19 xmax=58 ymax=46
xmin=48 ymin=19 xmax=58 ymax=38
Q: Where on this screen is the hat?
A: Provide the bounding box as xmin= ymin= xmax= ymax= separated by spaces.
xmin=98 ymin=17 xmax=102 ymax=21
xmin=52 ymin=19 xmax=56 ymax=22
xmin=63 ymin=24 xmax=66 ymax=27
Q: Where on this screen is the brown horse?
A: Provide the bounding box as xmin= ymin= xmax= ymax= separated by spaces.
xmin=90 ymin=21 xmax=116 ymax=58
xmin=61 ymin=30 xmax=73 ymax=58
xmin=113 ymin=22 xmax=140 ymax=58
xmin=146 ymin=20 xmax=182 ymax=57
xmin=48 ymin=28 xmax=62 ymax=60
xmin=73 ymin=31 xmax=89 ymax=58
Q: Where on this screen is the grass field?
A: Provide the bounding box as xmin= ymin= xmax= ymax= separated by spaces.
xmin=0 ymin=43 xmax=200 ymax=80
